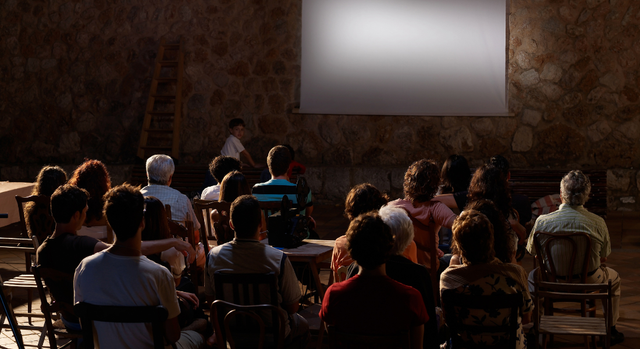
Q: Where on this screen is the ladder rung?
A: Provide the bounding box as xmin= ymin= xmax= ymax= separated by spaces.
xmin=148 ymin=111 xmax=175 ymax=116
xmin=158 ymin=61 xmax=178 ymax=66
xmin=144 ymin=128 xmax=174 ymax=133
xmin=141 ymin=146 xmax=172 ymax=150
xmin=163 ymin=44 xmax=180 ymax=49
xmin=156 ymin=77 xmax=177 ymax=82
xmin=151 ymin=95 xmax=176 ymax=99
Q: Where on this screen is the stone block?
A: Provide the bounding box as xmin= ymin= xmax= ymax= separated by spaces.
xmin=439 ymin=126 xmax=474 ymax=153
xmin=323 ymin=167 xmax=351 ymax=202
xmin=471 ymin=118 xmax=494 ymax=136
xmin=608 ymin=169 xmax=632 ymax=192
xmin=587 ymin=120 xmax=611 ymax=142
xmin=522 ymin=109 xmax=542 ymax=126
xmin=512 ymin=127 xmax=533 ymax=152
xmin=351 ymin=168 xmax=391 ymax=193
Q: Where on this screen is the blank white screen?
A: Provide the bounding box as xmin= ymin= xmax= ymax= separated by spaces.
xmin=300 ymin=0 xmax=507 ymax=116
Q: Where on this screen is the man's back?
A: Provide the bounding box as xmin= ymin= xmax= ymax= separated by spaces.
xmin=74 ymin=251 xmax=180 ymax=349
xmin=141 ymin=184 xmax=200 ymax=229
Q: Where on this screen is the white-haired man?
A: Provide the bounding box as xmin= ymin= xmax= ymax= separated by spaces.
xmin=140 ymin=155 xmax=200 ymax=230
xmin=526 ymin=170 xmax=623 ymax=345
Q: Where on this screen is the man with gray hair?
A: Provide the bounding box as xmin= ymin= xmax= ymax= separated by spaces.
xmin=140 ymin=155 xmax=200 ymax=230
xmin=526 ymin=170 xmax=623 ymax=344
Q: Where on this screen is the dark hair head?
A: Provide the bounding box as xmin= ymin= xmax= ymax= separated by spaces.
xmin=50 ymin=184 xmax=89 ymax=224
xmin=464 ymin=200 xmax=514 ymax=263
xmin=229 ymin=118 xmax=245 ymax=129
xmin=467 ymin=164 xmax=512 ymax=219
xmin=219 ymin=171 xmax=251 ymax=203
xmin=32 ymin=166 xmax=68 ymax=197
xmin=452 ymin=209 xmax=495 ymax=265
xmin=209 ymin=156 xmax=242 ymax=183
xmin=230 ymin=195 xmax=262 ymax=239
xmin=440 ymin=155 xmax=471 ymax=194
xmin=68 ymin=159 xmax=112 ymax=224
xmin=267 ymin=145 xmax=292 ymax=177
xmin=141 ymin=196 xmax=171 ymax=241
xmin=347 ymin=212 xmax=394 ymax=269
xmin=344 ymin=183 xmax=389 ymax=221
xmin=489 ymin=155 xmax=510 ymax=176
xmin=103 ymin=184 xmax=145 ymax=242
xmin=403 ymin=159 xmax=440 ymax=203
xmin=283 ymin=144 xmax=295 ymax=161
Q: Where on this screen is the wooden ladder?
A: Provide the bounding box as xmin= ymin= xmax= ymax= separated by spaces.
xmin=137 ymin=38 xmax=184 ymax=160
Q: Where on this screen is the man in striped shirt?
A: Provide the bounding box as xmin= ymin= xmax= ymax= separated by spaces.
xmin=526 ymin=170 xmax=623 ymax=345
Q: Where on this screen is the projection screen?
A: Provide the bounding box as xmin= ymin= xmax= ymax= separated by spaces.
xmin=300 ymin=0 xmax=507 ymax=116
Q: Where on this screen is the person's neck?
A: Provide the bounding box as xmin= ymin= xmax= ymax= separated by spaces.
xmin=358 ymin=263 xmax=386 ymax=276
xmin=50 ymin=224 xmax=78 ymax=238
xmin=271 ymin=174 xmax=289 ymax=181
xmin=108 ymin=238 xmax=142 ymax=256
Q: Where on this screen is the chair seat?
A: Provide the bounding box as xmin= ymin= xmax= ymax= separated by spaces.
xmin=539 ymin=315 xmax=607 ymax=336
xmin=4 ymin=274 xmax=37 ymax=288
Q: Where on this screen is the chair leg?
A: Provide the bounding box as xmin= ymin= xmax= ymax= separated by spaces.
xmin=542 ymin=333 xmax=548 ymax=349
xmin=316 ymin=320 xmax=326 ymax=349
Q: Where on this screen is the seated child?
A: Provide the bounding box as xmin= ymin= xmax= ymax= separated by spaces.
xmin=221 ymin=118 xmax=260 ymax=168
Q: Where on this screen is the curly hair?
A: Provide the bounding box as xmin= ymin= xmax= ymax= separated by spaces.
xmin=467 ymin=164 xmax=513 ymax=219
xmin=439 ymin=155 xmax=471 ymax=194
xmin=451 ymin=209 xmax=495 ymax=265
xmin=403 ymin=159 xmax=440 ymax=203
xmin=31 ymin=166 xmax=68 ymax=197
xmin=344 ymin=183 xmax=389 ymax=221
xmin=26 ymin=166 xmax=68 ymax=240
xmin=209 ymin=156 xmax=241 ymax=183
xmin=68 ymin=159 xmax=112 ymax=224
xmin=560 ymin=170 xmax=591 ymax=206
xmin=346 ymin=212 xmax=394 ymax=269
xmin=462 ymin=200 xmax=514 ymax=263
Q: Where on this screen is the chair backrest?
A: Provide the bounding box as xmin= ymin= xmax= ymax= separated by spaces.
xmin=73 ymin=302 xmax=169 ymax=349
xmin=442 ymin=289 xmax=523 ymax=349
xmin=533 ymin=231 xmax=592 ymax=282
xmin=15 ymin=195 xmax=52 ymax=240
xmin=211 ymin=300 xmax=286 ymax=349
xmin=194 ymin=199 xmax=233 ymax=245
xmin=0 ymin=276 xmax=26 ymax=349
xmin=334 ymin=265 xmax=349 ymax=283
xmin=327 ymin=325 xmax=410 ymax=349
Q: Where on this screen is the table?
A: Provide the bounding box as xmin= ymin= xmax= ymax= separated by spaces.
xmin=262 ymin=238 xmax=335 ymax=300
xmin=0 ymin=182 xmax=34 ymax=228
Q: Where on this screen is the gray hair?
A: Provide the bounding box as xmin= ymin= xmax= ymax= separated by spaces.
xmin=560 ymin=170 xmax=591 ymax=206
xmin=146 ymin=155 xmax=175 ymax=185
xmin=379 ymin=205 xmax=414 ymax=256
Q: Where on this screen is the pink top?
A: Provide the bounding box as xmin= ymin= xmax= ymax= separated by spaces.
xmin=331 ymin=235 xmax=418 ymax=271
xmin=388 ymin=199 xmax=456 ymax=272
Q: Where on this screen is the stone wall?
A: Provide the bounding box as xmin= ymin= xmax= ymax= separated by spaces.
xmin=1 ymin=0 xmax=640 ymax=210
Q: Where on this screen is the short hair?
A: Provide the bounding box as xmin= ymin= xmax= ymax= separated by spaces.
xmin=50 ymin=185 xmax=89 ymax=224
xmin=403 ymin=159 xmax=440 ymax=203
xmin=230 ymin=195 xmax=262 ymax=238
xmin=379 ymin=206 xmax=414 ymax=256
xmin=68 ymin=159 xmax=112 ymax=224
xmin=219 ymin=171 xmax=251 ymax=203
xmin=440 ymin=155 xmax=471 ymax=194
xmin=146 ymin=154 xmax=175 ymax=185
xmin=451 ymin=210 xmax=495 ymax=265
xmin=560 ymin=170 xmax=591 ymax=206
xmin=489 ymin=155 xmax=510 ymax=177
xmin=32 ymin=165 xmax=67 ymax=197
xmin=344 ymin=183 xmax=389 ymax=221
xmin=463 ymin=200 xmax=514 ymax=263
xmin=267 ymin=145 xmax=291 ymax=177
xmin=141 ymin=196 xmax=171 ymax=241
xmin=229 ymin=118 xmax=245 ymax=129
xmin=209 ymin=156 xmax=242 ymax=183
xmin=347 ymin=212 xmax=394 ymax=269
xmin=103 ymin=184 xmax=145 ymax=242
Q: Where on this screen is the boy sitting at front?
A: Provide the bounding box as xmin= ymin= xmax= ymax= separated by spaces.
xmin=221 ymin=118 xmax=260 ymax=168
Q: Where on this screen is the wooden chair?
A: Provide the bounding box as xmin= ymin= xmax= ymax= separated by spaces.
xmin=166 ymin=205 xmax=203 ymax=286
xmin=213 ymin=272 xmax=286 ymax=349
xmin=0 ymin=276 xmax=26 ymax=349
xmin=441 ymin=290 xmax=523 ymax=348
xmin=327 ymin=325 xmax=410 ymax=349
xmin=0 ymin=236 xmax=40 ymax=324
xmin=534 ymin=280 xmax=612 ymax=349
xmin=211 ymin=300 xmax=286 ymax=349
xmin=32 ymin=265 xmax=81 ymax=349
xmin=74 ymin=303 xmax=169 ymax=349
xmin=194 ymin=199 xmax=233 ymax=245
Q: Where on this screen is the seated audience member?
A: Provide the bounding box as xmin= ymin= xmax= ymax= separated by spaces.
xmin=489 ymin=155 xmax=532 ymax=226
xmin=68 ymin=159 xmax=112 ymax=240
xmin=320 ymin=212 xmax=429 ymax=349
xmin=388 ymin=159 xmax=457 ymax=274
xmin=141 ymin=154 xmax=200 ymax=231
xmin=346 ymin=206 xmax=439 ymax=349
xmin=259 ymin=144 xmax=306 ymax=182
xmin=204 ymin=195 xmax=310 ymax=346
xmin=25 ymin=165 xmax=67 ymax=242
xmin=438 ymin=155 xmax=471 ymax=197
xmin=525 ymin=170 xmax=624 ymax=344
xmin=201 ymin=155 xmax=242 ymax=201
xmin=440 ymin=210 xmax=532 ymax=349
xmin=331 ymin=183 xmax=417 ymax=273
xmin=74 ymin=184 xmax=205 ymax=349
xmin=252 ymin=145 xmax=314 ymax=218
xmin=210 ymin=171 xmax=266 ymax=243
xmin=37 ymin=185 xmax=195 ymax=331
xmin=449 ymin=200 xmax=517 ymax=265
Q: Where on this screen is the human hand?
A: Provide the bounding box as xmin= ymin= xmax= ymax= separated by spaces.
xmin=176 ymin=291 xmax=199 ymax=309
xmin=174 ymin=240 xmax=196 ymax=263
xmin=308 ymin=216 xmax=317 ymax=229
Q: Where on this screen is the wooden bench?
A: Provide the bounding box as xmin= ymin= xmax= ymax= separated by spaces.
xmin=508 ymin=170 xmax=607 ymax=217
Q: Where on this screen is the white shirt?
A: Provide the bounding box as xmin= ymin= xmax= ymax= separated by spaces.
xmin=220 ymin=135 xmax=244 ymax=160
xmin=201 ymin=184 xmax=220 ymax=201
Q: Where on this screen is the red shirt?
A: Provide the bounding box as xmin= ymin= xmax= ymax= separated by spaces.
xmin=320 ymin=274 xmax=429 ymax=335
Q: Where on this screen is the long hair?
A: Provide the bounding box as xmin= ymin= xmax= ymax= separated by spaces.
xmin=463 ymin=200 xmax=514 ymax=263
xmin=68 ymin=159 xmax=112 ymax=224
xmin=141 ymin=196 xmax=171 ymax=241
xmin=467 ymin=164 xmax=513 ymax=219
xmin=344 ymin=183 xmax=389 ymax=221
xmin=440 ymin=155 xmax=471 ymax=194
xmin=219 ymin=171 xmax=251 ymax=203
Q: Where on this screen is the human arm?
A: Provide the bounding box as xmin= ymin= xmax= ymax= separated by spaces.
xmin=410 ymin=324 xmax=425 ymax=349
xmin=176 ymin=290 xmax=199 ymax=309
xmin=164 ymin=316 xmax=182 ymax=344
xmin=239 ymin=149 xmax=259 ymax=168
xmin=141 ymin=239 xmax=196 ymax=264
xmin=431 ymin=194 xmax=459 ymax=210
xmin=279 ymin=255 xmax=302 ymax=314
